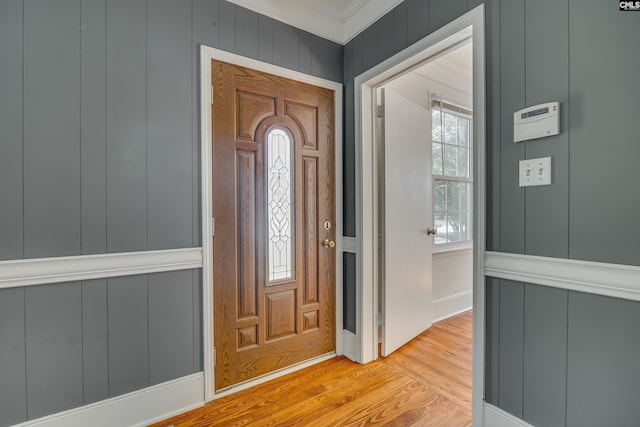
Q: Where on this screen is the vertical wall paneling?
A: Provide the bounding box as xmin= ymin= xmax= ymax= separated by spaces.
xmin=522 ymin=284 xmax=567 ymax=427
xmin=272 ymin=19 xmax=300 ymax=72
xmin=0 ymin=288 xmax=27 ymax=425
xmin=310 ymin=35 xmax=342 ymax=83
xmin=148 ymin=271 xmax=195 ymax=385
xmin=81 ymin=0 xmax=107 ymax=255
xmin=498 ymin=280 xmax=524 ymax=418
xmin=193 ymin=270 xmax=203 ymax=371
xmin=147 ymin=0 xmax=193 ymax=250
xmin=25 ymin=283 xmax=83 ymax=419
xmin=484 ymin=277 xmax=500 ymax=405
xmin=23 ymin=0 xmax=81 ymax=259
xmin=407 ymin=0 xmax=429 ymax=46
xmin=569 ymin=0 xmax=640 ymax=266
xmin=235 ymin=6 xmax=259 ymax=60
xmin=343 ymin=252 xmax=357 ymax=333
xmin=0 ymin=0 xmax=24 ymax=261
xmin=219 ymin=0 xmax=236 ymax=52
xmin=359 ymin=23 xmax=378 ymax=73
xmin=479 ymin=0 xmax=501 ymax=252
xmin=258 ymin=15 xmax=274 ymax=63
xmin=498 ymin=0 xmax=525 ymax=254
xmin=393 ymin=2 xmax=408 ymax=53
xmin=298 ymin=30 xmax=312 ymax=75
xmin=428 ymin=0 xmax=467 ymax=33
xmin=193 ymin=0 xmax=220 ymax=49
xmin=567 ymin=292 xmax=640 ymax=427
xmin=81 ymin=279 xmax=109 ymax=404
xmin=106 ymin=0 xmax=148 ymax=253
xmin=377 ymin=10 xmax=395 ymax=64
xmin=523 ymin=0 xmax=569 ymax=258
xmin=107 ymin=275 xmax=149 ymax=397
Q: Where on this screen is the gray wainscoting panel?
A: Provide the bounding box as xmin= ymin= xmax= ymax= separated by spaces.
xmin=25 ymin=282 xmax=83 ymax=419
xmin=484 ymin=277 xmax=500 ymax=405
xmin=149 ymin=270 xmax=195 ymax=385
xmin=343 ymin=252 xmax=357 ymax=334
xmin=498 ymin=279 xmax=524 ymax=417
xmin=428 ymin=0 xmax=467 ymax=33
xmin=407 ymin=0 xmax=429 ymax=46
xmin=568 ymin=0 xmax=640 ymax=266
xmin=523 ymin=285 xmax=567 ymax=427
xmin=193 ymin=270 xmax=203 ymax=371
xmin=193 ymin=0 xmax=220 ymax=49
xmin=147 ymin=0 xmax=193 ymax=251
xmin=81 ymin=0 xmax=108 ymax=255
xmin=258 ymin=15 xmax=274 ymax=63
xmin=108 ymin=275 xmax=149 ymax=397
xmin=236 ymin=6 xmax=259 ymax=60
xmin=0 ymin=0 xmax=24 ymax=261
xmin=82 ymin=279 xmax=109 ymax=404
xmin=23 ymin=0 xmax=81 ymax=259
xmin=106 ymin=0 xmax=148 ymax=253
xmin=523 ymin=0 xmax=569 ymax=258
xmin=498 ymin=0 xmax=525 ymax=254
xmin=567 ymin=292 xmax=640 ymax=427
xmin=0 ymin=288 xmax=27 ymax=425
xmin=272 ymin=19 xmax=299 ymax=72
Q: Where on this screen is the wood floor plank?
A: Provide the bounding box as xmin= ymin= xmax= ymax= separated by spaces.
xmin=150 ymin=310 xmax=472 ymax=427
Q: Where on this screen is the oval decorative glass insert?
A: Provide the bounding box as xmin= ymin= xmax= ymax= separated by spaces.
xmin=267 ymin=128 xmax=294 ymax=282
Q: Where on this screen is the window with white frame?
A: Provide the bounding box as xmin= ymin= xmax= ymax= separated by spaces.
xmin=431 ymin=100 xmax=473 ymax=245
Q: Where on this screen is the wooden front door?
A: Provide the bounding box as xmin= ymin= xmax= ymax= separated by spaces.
xmin=211 ymin=60 xmax=335 ymax=391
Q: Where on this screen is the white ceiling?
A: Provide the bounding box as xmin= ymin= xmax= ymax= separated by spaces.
xmin=226 ymin=0 xmax=404 ymax=45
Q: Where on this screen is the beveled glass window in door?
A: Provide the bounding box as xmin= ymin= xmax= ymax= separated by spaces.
xmin=267 ymin=128 xmax=295 ymax=281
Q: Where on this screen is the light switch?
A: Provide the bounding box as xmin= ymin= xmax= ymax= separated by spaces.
xmin=519 ymin=157 xmax=551 ymax=187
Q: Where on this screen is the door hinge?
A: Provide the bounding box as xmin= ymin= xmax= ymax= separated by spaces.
xmin=211 ymin=217 xmax=215 ymax=237
xmin=211 ymin=85 xmax=214 ymax=105
xmin=376 ymin=313 xmax=385 ymax=326
xmin=376 ymin=105 xmax=384 ymax=118
xmin=213 ymin=346 xmax=216 ymax=366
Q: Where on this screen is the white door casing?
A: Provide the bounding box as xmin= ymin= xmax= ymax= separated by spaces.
xmin=354 ymin=5 xmax=485 ymax=425
xmin=380 ymin=84 xmax=434 ymax=356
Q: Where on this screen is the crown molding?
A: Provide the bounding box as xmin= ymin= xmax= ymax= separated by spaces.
xmin=226 ymin=0 xmax=402 ymax=45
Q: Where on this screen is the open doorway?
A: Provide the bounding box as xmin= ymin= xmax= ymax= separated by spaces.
xmin=353 ymin=6 xmax=485 ymax=424
xmin=376 ymin=38 xmax=474 ymax=358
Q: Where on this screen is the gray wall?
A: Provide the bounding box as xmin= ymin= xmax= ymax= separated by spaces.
xmin=485 ymin=279 xmax=640 ymax=427
xmin=0 ymin=1 xmax=342 ymax=425
xmin=0 ymin=271 xmax=201 ymax=425
xmin=342 ymin=0 xmax=640 ymax=425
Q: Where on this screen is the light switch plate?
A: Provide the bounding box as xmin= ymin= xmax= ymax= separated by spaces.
xmin=519 ymin=157 xmax=552 ymax=187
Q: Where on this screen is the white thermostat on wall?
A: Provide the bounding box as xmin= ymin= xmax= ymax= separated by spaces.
xmin=513 ymin=102 xmax=560 ymax=142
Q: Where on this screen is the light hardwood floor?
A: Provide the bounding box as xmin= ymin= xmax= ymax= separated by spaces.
xmin=150 ymin=310 xmax=472 ymax=427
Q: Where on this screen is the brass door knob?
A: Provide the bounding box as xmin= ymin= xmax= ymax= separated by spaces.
xmin=322 ymin=239 xmax=336 ymax=248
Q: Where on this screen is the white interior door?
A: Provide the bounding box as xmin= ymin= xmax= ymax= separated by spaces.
xmin=381 ymin=82 xmax=434 ymax=357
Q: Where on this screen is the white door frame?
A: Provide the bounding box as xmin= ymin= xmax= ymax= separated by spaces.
xmin=199 ymin=46 xmax=344 ymax=401
xmin=353 ymin=6 xmax=485 ymax=425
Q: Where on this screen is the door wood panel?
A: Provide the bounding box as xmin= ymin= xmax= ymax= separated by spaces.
xmin=212 ymin=60 xmax=335 ymax=390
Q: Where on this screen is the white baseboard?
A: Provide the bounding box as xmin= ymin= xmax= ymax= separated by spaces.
xmin=14 ymin=373 xmax=204 ymax=427
xmin=483 ymin=403 xmax=534 ymax=427
xmin=432 ymin=290 xmax=473 ymax=323
xmin=342 ymin=329 xmax=359 ymax=362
